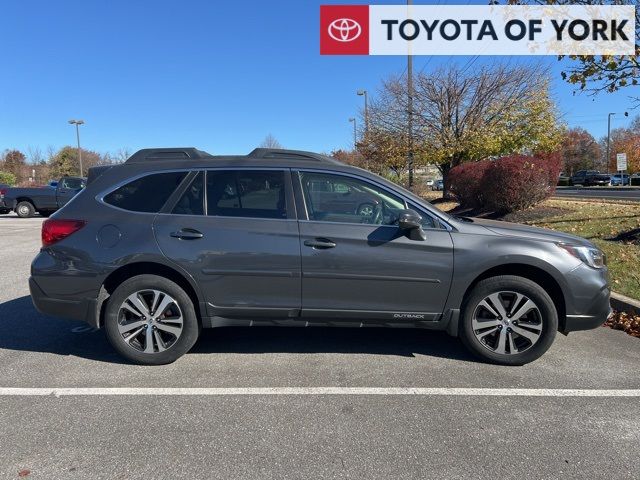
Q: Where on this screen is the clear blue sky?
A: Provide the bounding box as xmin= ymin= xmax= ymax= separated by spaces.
xmin=0 ymin=0 xmax=636 ymax=159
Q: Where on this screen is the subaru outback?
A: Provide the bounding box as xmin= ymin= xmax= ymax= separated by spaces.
xmin=29 ymin=148 xmax=611 ymax=365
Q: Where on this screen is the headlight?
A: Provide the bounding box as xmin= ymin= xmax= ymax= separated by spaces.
xmin=557 ymin=243 xmax=606 ymax=269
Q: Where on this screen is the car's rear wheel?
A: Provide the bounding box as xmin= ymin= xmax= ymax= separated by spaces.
xmin=104 ymin=274 xmax=200 ymax=365
xmin=15 ymin=201 xmax=35 ymax=218
xmin=459 ymin=275 xmax=557 ymax=366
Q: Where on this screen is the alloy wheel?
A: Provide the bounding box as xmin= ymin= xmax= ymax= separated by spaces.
xmin=471 ymin=291 xmax=543 ymax=355
xmin=358 ymin=204 xmax=374 ymax=217
xmin=117 ymin=289 xmax=183 ymax=354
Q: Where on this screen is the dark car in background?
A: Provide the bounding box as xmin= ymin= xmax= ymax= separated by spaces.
xmin=30 ymin=148 xmax=610 ymax=366
xmin=3 ymin=176 xmax=86 ymax=217
xmin=569 ymin=170 xmax=611 ymax=186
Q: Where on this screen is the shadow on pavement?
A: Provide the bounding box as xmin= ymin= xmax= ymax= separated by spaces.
xmin=192 ymin=327 xmax=474 ymax=362
xmin=0 ymin=295 xmax=475 ymax=363
xmin=0 ymin=295 xmax=127 ymax=364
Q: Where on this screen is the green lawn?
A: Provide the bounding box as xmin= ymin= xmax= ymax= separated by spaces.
xmin=531 ymin=199 xmax=640 ymax=300
xmin=426 ymin=195 xmax=640 ymax=300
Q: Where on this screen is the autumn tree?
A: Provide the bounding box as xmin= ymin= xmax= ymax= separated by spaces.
xmin=48 ymin=146 xmax=103 ymax=178
xmin=366 ymin=63 xmax=563 ymax=192
xmin=560 ymin=128 xmax=602 ymax=174
xmin=330 ymin=149 xmax=368 ymax=170
xmin=0 ymin=171 xmax=17 ymax=186
xmin=504 ymin=0 xmax=640 ymax=102
xmin=606 ymin=120 xmax=640 ymax=173
xmin=1 ymin=149 xmax=27 ymax=183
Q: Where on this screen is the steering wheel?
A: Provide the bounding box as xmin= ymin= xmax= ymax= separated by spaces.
xmin=370 ymin=203 xmax=383 ymax=225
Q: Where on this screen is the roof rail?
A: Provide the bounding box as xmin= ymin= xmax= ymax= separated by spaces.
xmin=125 ymin=148 xmax=213 ymax=163
xmin=247 ymin=148 xmax=342 ymax=164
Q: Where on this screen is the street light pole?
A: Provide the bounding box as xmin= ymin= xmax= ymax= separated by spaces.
xmin=357 ymin=89 xmax=369 ymax=135
xmin=68 ymin=119 xmax=85 ymax=176
xmin=407 ymin=0 xmax=414 ymax=188
xmin=349 ymin=117 xmax=357 ymax=150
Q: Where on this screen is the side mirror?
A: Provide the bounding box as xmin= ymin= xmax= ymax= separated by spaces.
xmin=397 ymin=209 xmax=426 ymax=241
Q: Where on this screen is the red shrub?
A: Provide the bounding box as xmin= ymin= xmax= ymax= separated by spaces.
xmin=447 ymin=160 xmax=492 ymax=208
xmin=447 ymin=153 xmax=561 ymax=212
xmin=483 ymin=153 xmax=561 ymax=213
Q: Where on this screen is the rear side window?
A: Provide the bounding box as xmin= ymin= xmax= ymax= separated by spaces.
xmin=172 ymin=172 xmax=204 ymax=216
xmin=104 ymin=172 xmax=187 ymax=213
xmin=207 ymin=170 xmax=286 ymax=219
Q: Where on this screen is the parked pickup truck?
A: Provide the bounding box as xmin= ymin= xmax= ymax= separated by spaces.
xmin=569 ymin=170 xmax=611 ymax=187
xmin=1 ymin=176 xmax=86 ymax=218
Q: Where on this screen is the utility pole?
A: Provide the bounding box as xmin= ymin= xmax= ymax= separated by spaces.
xmin=349 ymin=117 xmax=357 ymax=150
xmin=68 ymin=119 xmax=85 ymax=176
xmin=407 ymin=0 xmax=414 ymax=188
xmin=357 ymin=90 xmax=369 ymax=135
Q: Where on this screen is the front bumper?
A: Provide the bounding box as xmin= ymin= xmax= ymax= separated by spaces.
xmin=561 ymin=275 xmax=611 ymax=334
xmin=29 ymin=276 xmax=99 ymax=328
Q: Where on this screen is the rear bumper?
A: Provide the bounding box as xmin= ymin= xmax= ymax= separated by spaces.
xmin=29 ymin=277 xmax=99 ymax=328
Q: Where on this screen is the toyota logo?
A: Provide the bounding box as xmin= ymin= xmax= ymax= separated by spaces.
xmin=328 ymin=18 xmax=362 ymax=42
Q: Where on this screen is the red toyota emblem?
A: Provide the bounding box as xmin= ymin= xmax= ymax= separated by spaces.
xmin=320 ymin=5 xmax=369 ymax=55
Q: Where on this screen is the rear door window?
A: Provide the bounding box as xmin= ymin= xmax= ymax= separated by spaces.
xmin=104 ymin=171 xmax=187 ymax=213
xmin=207 ymin=170 xmax=287 ymax=219
xmin=172 ymin=172 xmax=204 ymax=216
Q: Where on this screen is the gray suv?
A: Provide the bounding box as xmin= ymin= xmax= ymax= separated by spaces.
xmin=29 ymin=148 xmax=611 ymax=365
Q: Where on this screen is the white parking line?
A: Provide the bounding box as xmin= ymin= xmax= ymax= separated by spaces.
xmin=0 ymin=388 xmax=639 ymax=397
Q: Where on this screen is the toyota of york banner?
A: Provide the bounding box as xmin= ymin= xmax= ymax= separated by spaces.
xmin=319 ymin=4 xmax=636 ymax=56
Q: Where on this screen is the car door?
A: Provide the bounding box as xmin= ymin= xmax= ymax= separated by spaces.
xmin=153 ymin=169 xmax=301 ymax=319
xmin=295 ymin=170 xmax=454 ymax=323
xmin=57 ymin=177 xmax=86 ymax=206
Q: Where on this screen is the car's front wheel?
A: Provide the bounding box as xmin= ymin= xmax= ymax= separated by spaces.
xmin=459 ymin=275 xmax=558 ymax=366
xmin=104 ymin=274 xmax=200 ymax=365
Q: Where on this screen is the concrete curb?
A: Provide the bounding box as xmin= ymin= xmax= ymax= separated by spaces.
xmin=610 ymin=291 xmax=640 ymax=315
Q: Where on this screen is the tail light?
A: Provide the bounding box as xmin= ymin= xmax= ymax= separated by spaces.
xmin=0 ymin=188 xmax=6 ymax=197
xmin=42 ymin=219 xmax=86 ymax=247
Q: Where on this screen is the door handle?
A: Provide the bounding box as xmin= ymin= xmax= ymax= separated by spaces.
xmin=304 ymin=238 xmax=336 ymax=249
xmin=170 ymin=228 xmax=204 ymax=240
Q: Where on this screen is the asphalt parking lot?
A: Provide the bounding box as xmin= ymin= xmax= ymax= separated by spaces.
xmin=0 ymin=215 xmax=639 ymax=479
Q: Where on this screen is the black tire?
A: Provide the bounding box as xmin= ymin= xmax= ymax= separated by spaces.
xmin=0 ymin=209 xmax=9 ymax=215
xmin=104 ymin=274 xmax=200 ymax=365
xmin=15 ymin=201 xmax=35 ymax=218
xmin=459 ymin=275 xmax=558 ymax=366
